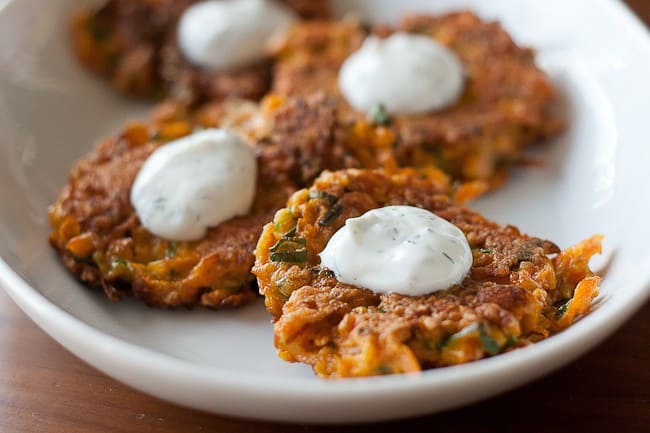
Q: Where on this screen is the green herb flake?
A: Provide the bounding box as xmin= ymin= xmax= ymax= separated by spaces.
xmin=442 ymin=252 xmax=455 ymax=264
xmin=478 ymin=323 xmax=501 ymax=356
xmin=369 ymin=103 xmax=390 ymax=126
xmin=504 ymin=334 xmax=518 ymax=349
xmin=414 ymin=332 xmax=439 ymax=352
xmin=110 ymin=256 xmax=128 ymax=270
xmin=557 ymin=300 xmax=571 ymax=318
xmin=435 ymin=337 xmax=450 ymax=352
xmin=308 ymin=190 xmax=338 ymax=205
xmin=269 ymin=237 xmax=306 ymax=253
xmin=269 ymin=229 xmax=308 ymax=264
xmin=166 ymin=242 xmax=177 ymax=258
xmin=318 ymin=204 xmax=343 ymax=227
xmin=477 ymin=248 xmax=493 ymax=254
xmin=72 ymin=255 xmax=95 ymax=266
xmin=376 ymin=364 xmax=393 ymax=375
xmin=269 ymin=250 xmax=308 ymax=263
xmin=276 ymin=278 xmax=293 ymax=299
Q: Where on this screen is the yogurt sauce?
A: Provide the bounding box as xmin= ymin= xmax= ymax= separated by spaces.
xmin=319 ymin=206 xmax=473 ymax=296
xmin=178 ymin=0 xmax=296 ymax=70
xmin=131 ymin=129 xmax=257 ymax=241
xmin=338 ymin=33 xmax=465 ymax=115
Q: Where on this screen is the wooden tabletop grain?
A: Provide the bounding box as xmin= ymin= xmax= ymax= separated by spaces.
xmin=2 ymin=2 xmax=650 ymax=432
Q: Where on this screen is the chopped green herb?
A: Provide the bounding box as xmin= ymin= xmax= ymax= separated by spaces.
xmin=72 ymin=255 xmax=95 ymax=266
xmin=270 ymin=237 xmax=306 ymax=253
xmin=376 ymin=364 xmax=393 ymax=375
xmin=269 ymin=229 xmax=308 ymax=263
xmin=166 ymin=242 xmax=177 ymax=258
xmin=318 ymin=204 xmax=343 ymax=227
xmin=308 ymin=190 xmax=338 ymax=205
xmin=369 ymin=103 xmax=390 ymax=125
xmin=435 ymin=337 xmax=450 ymax=352
xmin=270 ymin=250 xmax=308 ymax=263
xmin=413 ymin=332 xmax=439 ymax=352
xmin=477 ymin=248 xmax=493 ymax=254
xmin=276 ymin=277 xmax=294 ymax=299
xmin=504 ymin=334 xmax=518 ymax=349
xmin=557 ymin=299 xmax=571 ymax=318
xmin=376 ymin=306 xmax=387 ymax=313
xmin=442 ymin=252 xmax=455 ymax=264
xmin=478 ymin=323 xmax=500 ymax=355
xmin=447 ymin=322 xmax=501 ymax=355
xmin=112 ymin=256 xmax=126 ymax=266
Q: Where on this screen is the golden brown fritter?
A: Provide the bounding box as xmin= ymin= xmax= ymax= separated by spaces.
xmin=253 ymin=169 xmax=601 ymax=378
xmin=71 ymin=0 xmax=331 ymax=103
xmin=48 ymin=93 xmax=363 ymax=309
xmin=271 ymin=12 xmax=563 ymax=187
xmin=272 ymin=19 xmax=366 ymax=100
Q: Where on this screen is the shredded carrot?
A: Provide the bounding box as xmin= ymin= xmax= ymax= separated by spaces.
xmin=555 ymin=276 xmax=600 ymax=330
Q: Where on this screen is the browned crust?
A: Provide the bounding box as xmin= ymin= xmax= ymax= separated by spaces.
xmin=253 ymin=169 xmax=601 ymax=377
xmin=70 ymin=0 xmax=331 ymax=103
xmin=271 ymin=12 xmax=564 ymax=187
xmin=48 ymin=93 xmax=366 ymax=309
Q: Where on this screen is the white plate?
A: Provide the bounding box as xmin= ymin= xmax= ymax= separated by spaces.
xmin=1 ymin=0 xmax=649 ymax=424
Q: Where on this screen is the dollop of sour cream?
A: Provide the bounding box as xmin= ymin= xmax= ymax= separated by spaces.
xmin=319 ymin=206 xmax=472 ymax=296
xmin=178 ymin=0 xmax=296 ymax=70
xmin=339 ymin=33 xmax=465 ymax=115
xmin=131 ymin=129 xmax=257 ymax=242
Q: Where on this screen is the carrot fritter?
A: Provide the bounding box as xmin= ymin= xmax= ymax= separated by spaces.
xmin=271 ymin=12 xmax=563 ymax=187
xmin=48 ymin=93 xmax=361 ymax=309
xmin=272 ymin=19 xmax=366 ymax=101
xmin=253 ymin=169 xmax=601 ymax=378
xmin=71 ymin=0 xmax=330 ymax=103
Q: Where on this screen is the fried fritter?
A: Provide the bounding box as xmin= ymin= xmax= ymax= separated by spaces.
xmin=71 ymin=0 xmax=330 ymax=103
xmin=253 ymin=169 xmax=601 ymax=377
xmin=271 ymin=12 xmax=563 ymax=187
xmin=48 ymin=93 xmax=361 ymax=309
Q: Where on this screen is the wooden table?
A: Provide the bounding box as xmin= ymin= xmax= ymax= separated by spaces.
xmin=2 ymin=1 xmax=650 ymax=432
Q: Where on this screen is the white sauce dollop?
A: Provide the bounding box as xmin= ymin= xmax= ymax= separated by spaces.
xmin=319 ymin=206 xmax=472 ymax=296
xmin=178 ymin=0 xmax=296 ymax=71
xmin=339 ymin=33 xmax=465 ymax=115
xmin=131 ymin=129 xmax=257 ymax=241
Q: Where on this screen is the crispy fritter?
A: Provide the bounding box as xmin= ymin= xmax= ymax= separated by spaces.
xmin=71 ymin=0 xmax=330 ymax=103
xmin=48 ymin=93 xmax=361 ymax=309
xmin=253 ymin=169 xmax=601 ymax=377
xmin=271 ymin=12 xmax=563 ymax=187
xmin=272 ymin=19 xmax=366 ymax=100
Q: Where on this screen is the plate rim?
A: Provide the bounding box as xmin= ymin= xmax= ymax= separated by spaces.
xmin=2 ymin=250 xmax=649 ymax=422
xmin=1 ymin=0 xmax=650 ymax=423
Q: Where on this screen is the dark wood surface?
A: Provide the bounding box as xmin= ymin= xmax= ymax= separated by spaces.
xmin=2 ymin=2 xmax=649 ymax=432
